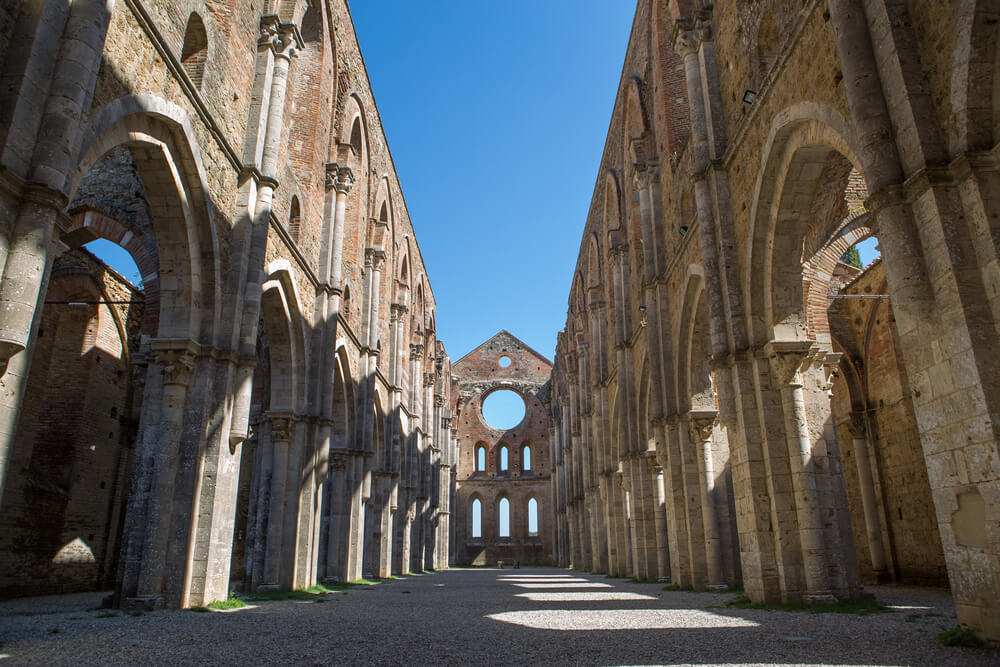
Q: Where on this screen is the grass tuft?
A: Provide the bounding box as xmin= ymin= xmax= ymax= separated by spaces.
xmin=207 ymin=597 xmax=248 ymax=611
xmin=725 ymin=595 xmax=889 ymax=615
xmin=938 ymin=626 xmax=988 ymax=649
xmin=186 ymin=606 xmax=210 ymax=613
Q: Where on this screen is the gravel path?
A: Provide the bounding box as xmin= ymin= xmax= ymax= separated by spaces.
xmin=0 ymin=568 xmax=995 ymax=666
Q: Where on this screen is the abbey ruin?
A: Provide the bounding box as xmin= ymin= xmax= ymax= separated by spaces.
xmin=1 ymin=0 xmax=999 ymax=652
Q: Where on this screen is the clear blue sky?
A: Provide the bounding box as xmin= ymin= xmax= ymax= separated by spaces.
xmin=348 ymin=1 xmax=638 ymax=363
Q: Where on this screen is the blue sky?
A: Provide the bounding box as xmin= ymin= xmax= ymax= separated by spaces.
xmin=348 ymin=1 xmax=638 ymax=362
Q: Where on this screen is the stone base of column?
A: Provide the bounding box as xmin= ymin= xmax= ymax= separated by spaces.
xmin=123 ymin=596 xmax=165 ymax=611
xmin=805 ymin=593 xmax=838 ymax=605
xmin=707 ymin=584 xmax=730 ymax=592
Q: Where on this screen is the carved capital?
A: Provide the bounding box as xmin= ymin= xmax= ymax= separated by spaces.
xmin=687 ymin=409 xmax=719 ymax=444
xmin=423 ymin=371 xmax=436 ymax=387
xmin=847 ymin=412 xmax=867 ymax=439
xmin=608 ymin=244 xmax=629 ymax=265
xmin=391 ymin=302 xmax=408 ymax=318
xmin=267 ymin=412 xmax=295 ymax=443
xmin=153 ymin=346 xmax=196 ymax=387
xmin=434 ymin=395 xmax=445 ymax=407
xmin=765 ymin=340 xmax=816 ymax=387
xmin=410 ymin=343 xmax=424 ymax=356
xmin=258 ymin=15 xmax=281 ymax=48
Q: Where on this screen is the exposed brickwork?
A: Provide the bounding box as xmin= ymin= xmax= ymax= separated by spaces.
xmin=0 ymin=250 xmax=143 ymax=598
xmin=453 ymin=331 xmax=553 ymax=565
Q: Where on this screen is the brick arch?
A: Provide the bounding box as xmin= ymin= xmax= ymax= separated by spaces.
xmin=802 ymin=215 xmax=874 ymax=343
xmin=61 ymin=210 xmax=160 ymax=336
xmin=745 ymin=105 xmax=866 ymax=346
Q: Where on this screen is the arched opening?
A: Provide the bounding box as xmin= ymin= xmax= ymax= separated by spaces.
xmin=745 ymin=115 xmax=944 ymax=602
xmin=498 ymin=497 xmax=511 ymax=538
xmin=471 ymin=498 xmax=483 ymax=539
xmin=13 ymin=106 xmax=223 ymax=607
xmin=522 ymin=443 xmax=532 ymax=472
xmin=350 ymin=117 xmax=363 ymax=156
xmin=528 ymin=498 xmax=539 ymax=537
xmin=288 ymin=196 xmax=301 ymax=243
xmin=236 ymin=270 xmax=306 ymax=592
xmin=499 ymin=444 xmax=509 ymax=472
xmin=476 ymin=443 xmax=487 ymax=473
xmin=318 ymin=350 xmax=353 ymax=581
xmin=0 ymin=246 xmax=143 ymax=597
xmin=181 ymin=14 xmax=208 ymax=89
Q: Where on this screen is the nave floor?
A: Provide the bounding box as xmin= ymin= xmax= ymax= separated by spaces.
xmin=0 ymin=568 xmax=995 ymax=666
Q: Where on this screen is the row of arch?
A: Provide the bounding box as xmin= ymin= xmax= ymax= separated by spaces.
xmin=551 ymin=0 xmax=1000 ymax=643
xmin=470 ymin=496 xmax=540 ymax=539
xmin=474 ymin=442 xmax=532 ymax=473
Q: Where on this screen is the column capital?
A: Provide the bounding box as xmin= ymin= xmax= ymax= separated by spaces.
xmin=326 ymin=163 xmax=355 ymax=193
xmin=423 ymin=371 xmax=437 ymax=387
xmin=391 ymin=302 xmax=408 ymax=318
xmin=410 ymin=343 xmax=424 ymax=356
xmin=151 ymin=339 xmax=199 ymax=387
xmin=687 ymin=409 xmax=719 ymax=443
xmin=608 ymin=244 xmax=629 ymax=264
xmin=266 ymin=411 xmax=296 ymax=443
xmin=847 ymin=412 xmax=868 ymax=439
xmin=764 ymin=339 xmax=816 ymax=387
xmin=632 ymin=162 xmax=660 ymax=190
xmin=365 ymin=247 xmax=387 ymax=270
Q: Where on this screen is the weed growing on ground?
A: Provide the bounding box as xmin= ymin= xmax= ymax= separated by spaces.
xmin=49 ymin=628 xmax=59 ymax=634
xmin=725 ymin=595 xmax=889 ymax=615
xmin=938 ymin=626 xmax=988 ymax=649
xmin=186 ymin=607 xmax=210 ymax=613
xmin=207 ymin=597 xmax=247 ymax=611
xmin=125 ymin=611 xmax=144 ymax=617
xmin=95 ymin=612 xmax=119 ymax=618
xmin=401 ymin=591 xmax=412 ymax=594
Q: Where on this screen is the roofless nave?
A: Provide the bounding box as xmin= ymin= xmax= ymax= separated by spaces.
xmin=0 ymin=0 xmax=998 ymax=649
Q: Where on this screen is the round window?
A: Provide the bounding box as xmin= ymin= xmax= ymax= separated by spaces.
xmin=498 ymin=355 xmax=512 ymax=368
xmin=481 ymin=389 xmax=525 ymax=430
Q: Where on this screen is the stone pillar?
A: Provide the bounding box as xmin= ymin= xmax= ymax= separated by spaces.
xmin=126 ymin=343 xmax=197 ymax=606
xmin=690 ymin=411 xmax=726 ymax=589
xmin=652 ymin=460 xmax=671 ymax=581
xmin=768 ymin=342 xmax=835 ymax=603
xmin=0 ymin=0 xmax=115 ymax=506
xmin=848 ymin=412 xmax=888 ymax=578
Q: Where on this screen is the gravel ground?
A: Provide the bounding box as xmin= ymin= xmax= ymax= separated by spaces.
xmin=0 ymin=568 xmax=996 ymax=666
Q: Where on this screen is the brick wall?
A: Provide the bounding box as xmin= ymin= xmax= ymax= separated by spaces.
xmin=0 ymin=250 xmax=143 ymax=598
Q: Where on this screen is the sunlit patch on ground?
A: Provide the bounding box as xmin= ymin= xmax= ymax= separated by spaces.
xmin=499 ymin=577 xmax=591 ymax=583
xmin=514 ymin=592 xmax=658 ymax=602
xmin=486 ymin=608 xmax=760 ymax=630
xmin=512 ymin=582 xmax=613 ymax=589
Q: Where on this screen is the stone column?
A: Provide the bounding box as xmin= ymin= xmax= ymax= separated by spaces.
xmin=690 ymin=410 xmax=726 ymax=589
xmin=260 ymin=413 xmax=293 ymax=590
xmin=767 ymin=342 xmax=834 ymax=603
xmin=651 ymin=460 xmax=671 ymax=581
xmin=128 ymin=343 xmax=197 ymax=606
xmin=848 ymin=412 xmax=888 ymax=578
xmin=0 ymin=0 xmax=115 ymax=506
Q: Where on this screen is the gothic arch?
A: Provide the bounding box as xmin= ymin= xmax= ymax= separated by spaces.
xmin=745 ymin=106 xmax=865 ymax=345
xmin=71 ymin=95 xmax=222 ymax=344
